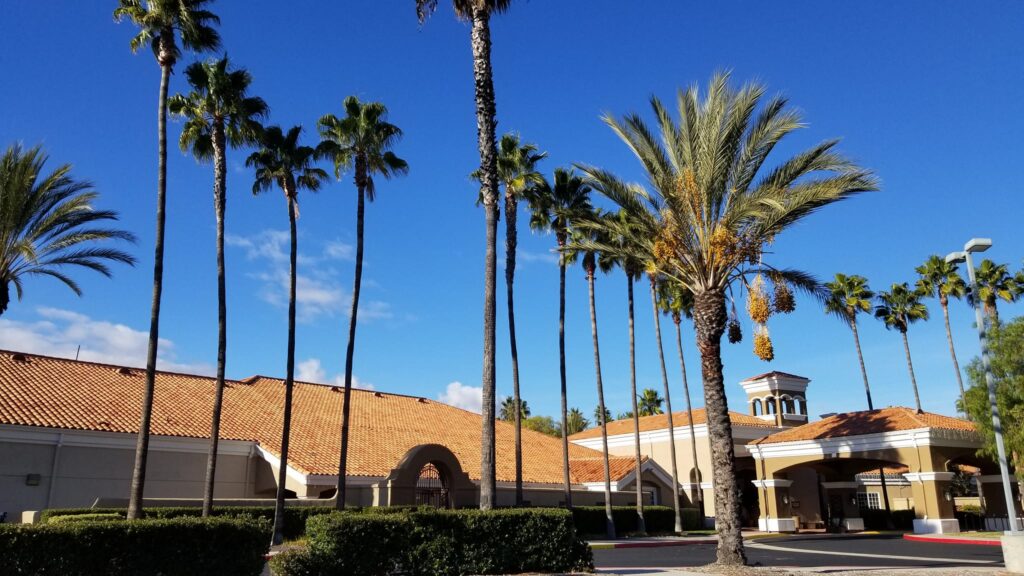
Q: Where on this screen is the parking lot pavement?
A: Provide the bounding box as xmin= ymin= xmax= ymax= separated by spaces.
xmin=593 ymin=533 xmax=1005 ymax=571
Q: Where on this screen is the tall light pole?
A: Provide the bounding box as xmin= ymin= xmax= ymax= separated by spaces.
xmin=946 ymin=238 xmax=1019 ymax=534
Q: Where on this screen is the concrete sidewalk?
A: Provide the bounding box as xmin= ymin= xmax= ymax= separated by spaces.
xmin=902 ymin=533 xmax=1002 ymax=546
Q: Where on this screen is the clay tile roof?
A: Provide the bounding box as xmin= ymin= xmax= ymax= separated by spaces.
xmin=749 ymin=407 xmax=976 ymax=445
xmin=0 ymin=350 xmax=629 ymax=484
xmin=741 ymin=371 xmax=809 ymax=383
xmin=568 ymin=408 xmax=776 ymax=441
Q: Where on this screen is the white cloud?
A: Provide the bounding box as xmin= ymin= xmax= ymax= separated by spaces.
xmin=517 ymin=249 xmax=559 ymax=265
xmin=296 ymin=357 xmax=374 ymax=390
xmin=439 ymin=381 xmax=483 ymax=413
xmin=228 ymin=230 xmax=392 ymax=323
xmin=0 ymin=307 xmax=212 ymax=375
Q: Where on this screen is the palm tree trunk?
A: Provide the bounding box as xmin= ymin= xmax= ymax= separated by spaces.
xmin=336 ymin=156 xmax=367 ymax=510
xmin=650 ymin=278 xmax=682 ymax=533
xmin=941 ymin=298 xmax=967 ymax=412
xmin=692 ymin=290 xmax=746 ymax=566
xmin=558 ymin=245 xmax=572 ymax=508
xmin=902 ymin=330 xmax=922 ymax=412
xmin=505 ymin=193 xmax=523 ymax=506
xmin=627 ymin=276 xmax=646 ymax=533
xmin=271 ymin=194 xmax=298 ymax=546
xmin=588 ymin=269 xmax=615 ymax=539
xmin=470 ymin=5 xmax=500 ymax=511
xmin=202 ymin=123 xmax=228 ymax=517
xmin=849 ymin=320 xmax=891 ymax=518
xmin=127 ymin=59 xmax=171 ymax=521
xmin=674 ymin=317 xmax=703 ymax=519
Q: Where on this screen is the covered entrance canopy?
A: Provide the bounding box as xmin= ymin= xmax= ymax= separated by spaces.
xmin=746 ymin=407 xmax=1007 ymax=534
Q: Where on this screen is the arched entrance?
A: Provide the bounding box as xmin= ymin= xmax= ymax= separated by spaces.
xmin=377 ymin=444 xmax=477 ymax=508
xmin=416 ymin=462 xmax=450 ymax=508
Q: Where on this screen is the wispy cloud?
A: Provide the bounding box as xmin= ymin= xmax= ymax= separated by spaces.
xmin=438 ymin=381 xmax=483 ymax=413
xmin=0 ymin=307 xmax=211 ymax=375
xmin=296 ymin=357 xmax=374 ymax=390
xmin=517 ymin=249 xmax=559 ymax=265
xmin=228 ymin=229 xmax=391 ymax=323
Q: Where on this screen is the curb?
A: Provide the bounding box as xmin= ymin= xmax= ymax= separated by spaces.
xmin=590 ymin=539 xmax=714 ymax=550
xmin=902 ymin=533 xmax=1001 ymax=547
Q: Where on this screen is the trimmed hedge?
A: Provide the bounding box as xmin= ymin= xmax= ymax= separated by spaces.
xmin=858 ymin=507 xmax=917 ymax=531
xmin=39 ymin=506 xmax=337 ymax=540
xmin=572 ymin=505 xmax=700 ymax=535
xmin=0 ymin=516 xmax=269 ymax=576
xmin=273 ymin=508 xmax=593 ymax=576
xmin=47 ymin=513 xmax=124 ymax=524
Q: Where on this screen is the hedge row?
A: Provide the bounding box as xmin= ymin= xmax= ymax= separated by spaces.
xmin=271 ymin=508 xmax=593 ymax=576
xmin=571 ymin=505 xmax=701 ymax=535
xmin=858 ymin=507 xmax=917 ymax=531
xmin=0 ymin=516 xmax=269 ymax=576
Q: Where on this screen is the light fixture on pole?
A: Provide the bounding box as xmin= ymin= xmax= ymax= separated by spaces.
xmin=946 ymin=237 xmax=1019 ymax=534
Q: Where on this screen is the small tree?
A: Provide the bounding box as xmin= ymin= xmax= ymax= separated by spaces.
xmin=963 ymin=317 xmax=1024 ymax=473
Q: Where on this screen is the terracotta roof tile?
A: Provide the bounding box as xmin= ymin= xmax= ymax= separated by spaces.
xmin=749 ymin=407 xmax=975 ymax=445
xmin=0 ymin=350 xmax=633 ymax=484
xmin=568 ymin=408 xmax=776 ymax=441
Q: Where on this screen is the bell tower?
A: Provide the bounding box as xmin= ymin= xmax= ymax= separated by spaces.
xmin=740 ymin=371 xmax=810 ymax=428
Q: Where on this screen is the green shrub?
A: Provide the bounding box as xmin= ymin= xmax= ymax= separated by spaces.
xmin=47 ymin=513 xmax=124 ymax=524
xmin=272 ymin=508 xmax=593 ymax=576
xmin=269 ymin=549 xmax=316 ymax=576
xmin=571 ymin=505 xmax=696 ymax=535
xmin=0 ymin=516 xmax=269 ymax=576
xmin=858 ymin=507 xmax=917 ymax=531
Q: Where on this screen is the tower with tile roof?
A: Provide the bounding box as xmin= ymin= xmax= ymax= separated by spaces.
xmin=740 ymin=371 xmax=810 ymax=427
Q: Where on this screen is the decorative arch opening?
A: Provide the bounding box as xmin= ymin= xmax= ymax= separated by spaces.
xmin=752 ymin=398 xmax=763 ymax=416
xmin=416 ymin=462 xmax=451 ymax=508
xmin=781 ymin=395 xmax=794 ymax=414
xmin=794 ymin=396 xmax=807 ymax=415
xmin=765 ymin=396 xmax=776 ymax=414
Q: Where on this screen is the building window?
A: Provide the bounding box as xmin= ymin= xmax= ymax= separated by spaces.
xmin=856 ymin=492 xmax=881 ymax=510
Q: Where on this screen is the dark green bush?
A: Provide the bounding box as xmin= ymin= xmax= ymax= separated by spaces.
xmin=571 ymin=505 xmax=697 ymax=535
xmin=269 ymin=549 xmax=316 ymax=576
xmin=40 ymin=505 xmax=335 ymax=540
xmin=272 ymin=508 xmax=593 ymax=576
xmin=0 ymin=516 xmax=269 ymax=576
xmin=858 ymin=507 xmax=917 ymax=531
xmin=47 ymin=513 xmax=124 ymax=524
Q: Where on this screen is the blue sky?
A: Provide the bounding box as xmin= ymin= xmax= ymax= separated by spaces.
xmin=1 ymin=1 xmax=1022 ymax=422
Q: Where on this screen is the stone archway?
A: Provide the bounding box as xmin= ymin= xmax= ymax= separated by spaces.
xmin=376 ymin=444 xmax=477 ymax=508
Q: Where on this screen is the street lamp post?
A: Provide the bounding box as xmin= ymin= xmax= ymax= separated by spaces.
xmin=946 ymin=238 xmax=1020 ymax=534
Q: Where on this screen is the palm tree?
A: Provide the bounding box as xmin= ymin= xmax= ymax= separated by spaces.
xmin=875 ymin=283 xmax=930 ymax=412
xmin=114 ymin=0 xmax=220 ymax=521
xmin=168 ymin=55 xmax=267 ymax=518
xmin=658 ymin=279 xmax=704 ymax=517
xmin=637 ymin=388 xmax=664 ymax=416
xmin=973 ymin=259 xmax=1017 ymax=326
xmin=565 ymin=408 xmax=590 ymax=436
xmin=527 ymin=168 xmax=592 ymax=508
xmin=0 ymin=144 xmax=136 ymax=316
xmin=577 ymin=209 xmax=617 ymax=539
xmin=316 ymin=96 xmax=408 ymax=511
xmin=824 ymin=274 xmax=877 ymax=409
xmin=247 ymin=125 xmax=328 ymax=545
xmin=594 ymin=406 xmax=613 ymax=424
xmin=576 ymin=72 xmax=877 ymax=565
xmin=416 ymin=0 xmax=512 ymax=511
xmin=474 ymin=132 xmax=546 ymax=506
xmin=915 ymin=256 xmax=969 ymax=411
xmin=824 ymin=273 xmax=891 ymax=514
xmin=500 ymin=396 xmax=530 ymax=421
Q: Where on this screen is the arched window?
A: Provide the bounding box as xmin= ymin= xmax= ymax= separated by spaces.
xmin=782 ymin=395 xmax=794 ymax=414
xmin=752 ymin=398 xmax=762 ymax=416
xmin=765 ymin=397 xmax=776 ymax=414
xmin=795 ymin=396 xmax=807 ymax=415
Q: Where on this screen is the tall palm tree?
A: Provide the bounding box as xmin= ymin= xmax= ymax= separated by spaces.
xmin=527 ymin=168 xmax=592 ymax=507
xmin=416 ymin=0 xmax=512 ymax=511
xmin=915 ymin=256 xmax=969 ymax=411
xmin=647 ymin=273 xmax=683 ymax=532
xmin=499 ymin=396 xmax=530 ymax=421
xmin=824 ymin=274 xmax=877 ymax=408
xmin=973 ymin=259 xmax=1017 ymax=326
xmin=824 ymin=273 xmax=891 ymax=514
xmin=114 ymin=0 xmax=221 ymax=521
xmin=658 ymin=279 xmax=704 ymax=517
xmin=474 ymin=132 xmax=546 ymax=506
xmin=637 ymin=388 xmax=665 ymax=416
xmin=247 ymin=125 xmax=328 ymax=545
xmin=578 ymin=209 xmax=617 ymax=539
xmin=576 ymin=72 xmax=877 ymax=565
xmin=0 ymin=144 xmax=136 ymax=316
xmin=875 ymin=283 xmax=930 ymax=412
xmin=168 ymin=55 xmax=267 ymax=517
xmin=316 ymin=96 xmax=408 ymax=511
xmin=565 ymin=407 xmax=590 ymax=436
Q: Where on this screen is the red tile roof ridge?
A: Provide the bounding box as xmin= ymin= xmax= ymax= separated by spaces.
xmin=0 ymin=348 xmax=233 ymax=383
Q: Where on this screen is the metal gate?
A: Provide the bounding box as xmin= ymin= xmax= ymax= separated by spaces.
xmin=415 ymin=462 xmax=450 ymax=508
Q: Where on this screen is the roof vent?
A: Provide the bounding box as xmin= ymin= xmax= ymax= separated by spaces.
xmin=374 ymin=392 xmax=384 ymax=398
xmin=10 ymin=353 xmax=28 ymax=363
xmin=117 ymin=367 xmax=134 ymax=376
xmin=417 ymin=398 xmax=427 ymax=403
xmin=330 ymin=386 xmax=341 ymax=393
